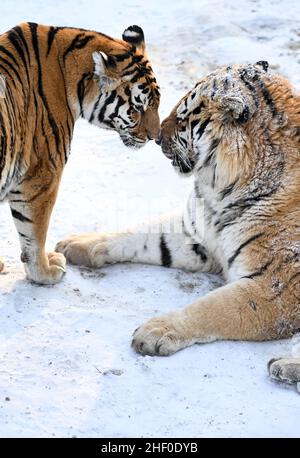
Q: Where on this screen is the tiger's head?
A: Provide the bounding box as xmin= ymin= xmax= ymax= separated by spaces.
xmin=157 ymin=61 xmax=286 ymax=175
xmin=87 ymin=26 xmax=160 ymax=149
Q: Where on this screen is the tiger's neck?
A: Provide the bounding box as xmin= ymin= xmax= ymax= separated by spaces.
xmin=1 ymin=23 xmax=129 ymax=119
xmin=53 ymin=25 xmax=129 ymax=120
xmin=194 ymin=122 xmax=300 ymax=216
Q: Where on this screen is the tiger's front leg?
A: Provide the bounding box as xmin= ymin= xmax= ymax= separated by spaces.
xmin=132 ymin=278 xmax=299 ymax=356
xmin=9 ymin=170 xmax=66 ymax=285
xmin=55 ymin=214 xmax=218 ymax=273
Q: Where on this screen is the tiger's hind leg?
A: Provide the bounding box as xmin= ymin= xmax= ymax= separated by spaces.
xmin=8 ymin=170 xmax=66 ymax=285
xmin=268 ymin=357 xmax=300 ymax=392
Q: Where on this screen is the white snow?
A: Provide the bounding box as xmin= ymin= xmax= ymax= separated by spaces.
xmin=1 ymin=0 xmax=300 ymax=438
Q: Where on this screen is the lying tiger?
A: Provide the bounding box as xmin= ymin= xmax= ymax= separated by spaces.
xmin=0 ymin=22 xmax=160 ymax=284
xmin=57 ymin=62 xmax=300 ymax=391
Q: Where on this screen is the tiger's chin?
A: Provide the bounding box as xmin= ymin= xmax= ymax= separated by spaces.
xmin=120 ymin=134 xmax=148 ymax=150
xmin=162 ymin=146 xmax=195 ymax=176
xmin=171 ymin=158 xmax=195 ymax=176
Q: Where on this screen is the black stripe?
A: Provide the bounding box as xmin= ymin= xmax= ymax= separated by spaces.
xmin=0 ymin=135 xmax=7 ymax=178
xmin=115 ymin=52 xmax=132 ymax=64
xmin=0 ymin=44 xmax=20 ymax=67
xmin=47 ymin=26 xmax=60 ymax=56
xmin=77 ymin=72 xmax=91 ymax=117
xmin=240 ymin=70 xmax=259 ymax=108
xmin=11 ymin=208 xmax=32 ymax=223
xmin=98 ymin=91 xmax=116 ymax=122
xmin=219 ymin=178 xmax=239 ymax=200
xmin=243 ymin=259 xmax=273 ymax=280
xmin=41 ymin=108 xmax=57 ymax=170
xmin=260 ymin=84 xmax=276 ymax=115
xmin=29 ymin=23 xmax=61 ymax=156
xmin=14 ymin=26 xmax=31 ymax=64
xmin=56 ymin=52 xmax=76 ymax=129
xmin=7 ymin=28 xmax=30 ymax=83
xmin=211 ymin=164 xmax=216 ymax=188
xmin=191 ymin=243 xmax=207 ymax=263
xmin=123 ymin=35 xmax=142 ymax=46
xmin=215 ymin=174 xmax=283 ymax=233
xmin=109 ymin=96 xmax=126 ymax=120
xmin=178 ymin=135 xmax=187 ymax=148
xmin=18 ymin=232 xmax=32 ymax=242
xmin=228 ymin=232 xmax=265 ymax=267
xmin=192 ymin=106 xmax=202 ymax=115
xmin=223 ymin=187 xmax=279 ymax=213
xmin=196 ymin=118 xmax=211 ymax=139
xmin=252 ymin=73 xmax=277 ymax=115
xmin=89 ymin=95 xmax=101 ymax=123
xmin=60 ymin=124 xmax=68 ymax=163
xmin=190 ymin=119 xmax=198 ymax=132
xmin=0 ymin=54 xmax=22 ymax=86
xmin=0 ymin=107 xmax=8 ymax=177
xmin=203 ymin=138 xmax=218 ymax=168
xmin=124 ymin=86 xmax=131 ymax=98
xmin=122 ymin=69 xmax=136 ymax=78
xmin=63 ymin=34 xmax=95 ymax=61
xmin=160 ymin=234 xmax=172 ymax=268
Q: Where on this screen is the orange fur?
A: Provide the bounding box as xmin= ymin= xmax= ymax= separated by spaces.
xmin=0 ymin=23 xmax=160 ymax=284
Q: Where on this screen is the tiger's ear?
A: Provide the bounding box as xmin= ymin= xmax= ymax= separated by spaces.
xmin=93 ymin=51 xmax=119 ymax=92
xmin=255 ymin=60 xmax=269 ymax=72
xmin=122 ymin=25 xmax=145 ymax=53
xmin=221 ymin=96 xmax=250 ymax=123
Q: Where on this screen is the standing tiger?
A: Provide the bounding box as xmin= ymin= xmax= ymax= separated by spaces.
xmin=0 ymin=22 xmax=160 ymax=284
xmin=57 ymin=62 xmax=300 ymax=392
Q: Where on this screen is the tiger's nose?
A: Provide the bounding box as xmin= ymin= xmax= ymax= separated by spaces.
xmin=155 ymin=132 xmax=162 ymax=145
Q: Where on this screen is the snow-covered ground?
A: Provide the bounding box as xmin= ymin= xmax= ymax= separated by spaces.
xmin=1 ymin=0 xmax=300 ymax=438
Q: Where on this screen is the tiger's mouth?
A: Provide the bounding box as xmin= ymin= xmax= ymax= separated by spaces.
xmin=120 ymin=134 xmax=149 ymax=149
xmin=171 ymin=154 xmax=195 ymax=174
xmin=161 ymin=142 xmax=195 ymax=175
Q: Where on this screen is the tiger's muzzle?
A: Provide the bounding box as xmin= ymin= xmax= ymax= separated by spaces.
xmin=158 ymin=117 xmax=195 ymax=174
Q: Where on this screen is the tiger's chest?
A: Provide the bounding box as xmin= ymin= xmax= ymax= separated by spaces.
xmin=191 ymin=174 xmax=249 ymax=277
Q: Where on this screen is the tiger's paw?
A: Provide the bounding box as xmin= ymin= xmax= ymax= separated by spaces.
xmin=132 ymin=313 xmax=192 ymax=356
xmin=268 ymin=357 xmax=300 ymax=386
xmin=46 ymin=252 xmax=66 ymax=283
xmin=0 ymin=258 xmax=4 ymax=273
xmin=55 ymin=233 xmax=111 ymax=267
xmin=48 ymin=251 xmax=66 ymax=270
xmin=25 ymin=252 xmax=66 ymax=285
